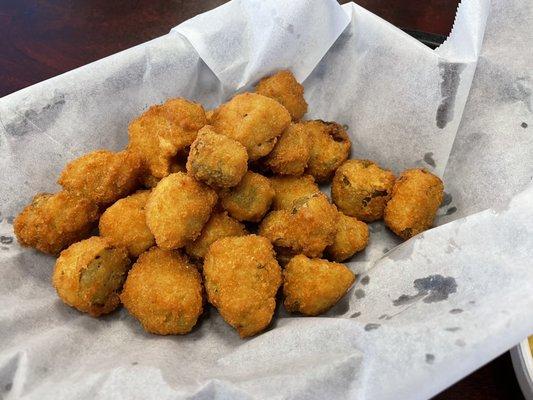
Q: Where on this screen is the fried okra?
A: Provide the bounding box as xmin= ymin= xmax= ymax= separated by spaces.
xmin=211 ymin=93 xmax=291 ymax=160
xmin=121 ymin=247 xmax=203 ymax=335
xmin=140 ymin=160 xmax=186 ymax=189
xmin=255 ymin=70 xmax=308 ymax=121
xmin=185 ymin=211 xmax=247 ymax=260
xmin=146 ymin=173 xmax=217 ymax=249
xmin=58 ymin=150 xmax=143 ymax=206
xmin=259 ymin=192 xmax=338 ymax=258
xmin=14 ymin=191 xmax=99 ymax=255
xmin=52 ymin=236 xmax=131 ymax=316
xmin=186 ymin=126 xmax=248 ymax=188
xmin=219 ymin=171 xmax=274 ymax=222
xmin=331 ymin=159 xmax=396 ymax=222
xmin=270 ymin=175 xmax=320 ymax=210
xmin=128 ymin=98 xmax=206 ymax=178
xmin=99 ymin=190 xmax=155 ymax=257
xmin=306 ymin=120 xmax=351 ymax=182
xmin=384 ymin=168 xmax=444 ymax=239
xmin=283 ymin=254 xmax=355 ymax=316
xmin=203 ymin=235 xmax=282 ymax=338
xmin=262 ymin=122 xmax=310 ymax=175
xmin=325 ymin=213 xmax=369 ymax=262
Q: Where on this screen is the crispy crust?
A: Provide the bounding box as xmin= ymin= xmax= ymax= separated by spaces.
xmin=121 ymin=247 xmax=203 ymax=335
xmin=384 ymin=168 xmax=444 ymax=239
xmin=203 ymin=235 xmax=282 ymax=337
xmin=283 ymin=254 xmax=355 ymax=316
xmin=331 ymin=159 xmax=396 ymax=222
xmin=145 ymin=173 xmax=217 ymax=249
xmin=325 ymin=213 xmax=369 ymax=262
xmin=263 ymin=122 xmax=310 ymax=175
xmin=270 ymin=175 xmax=320 ymax=210
xmin=14 ymin=191 xmax=99 ymax=255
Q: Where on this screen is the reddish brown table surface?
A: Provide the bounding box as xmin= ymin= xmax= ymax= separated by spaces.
xmin=0 ymin=1 xmax=525 ymax=399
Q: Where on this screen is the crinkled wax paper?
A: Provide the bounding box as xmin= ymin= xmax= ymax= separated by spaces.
xmin=0 ymin=0 xmax=532 ymax=399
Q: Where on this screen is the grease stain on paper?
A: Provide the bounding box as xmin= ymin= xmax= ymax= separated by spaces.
xmin=436 ymin=62 xmax=466 ymax=129
xmin=393 ymin=275 xmax=457 ymax=306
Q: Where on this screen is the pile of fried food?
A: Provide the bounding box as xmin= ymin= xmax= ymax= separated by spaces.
xmin=14 ymin=71 xmax=444 ymax=338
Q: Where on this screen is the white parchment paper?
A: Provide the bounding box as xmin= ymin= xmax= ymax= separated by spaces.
xmin=1 ymin=0 xmax=532 ymax=399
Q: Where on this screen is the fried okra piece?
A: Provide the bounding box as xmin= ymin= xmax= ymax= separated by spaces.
xmin=99 ymin=190 xmax=155 ymax=257
xmin=331 ymin=159 xmax=396 ymax=222
xmin=219 ymin=171 xmax=274 ymax=222
xmin=186 ymin=126 xmax=248 ymax=188
xmin=255 ymin=70 xmax=308 ymax=121
xmin=283 ymin=254 xmax=355 ymax=316
xmin=58 ymin=150 xmax=143 ymax=206
xmin=211 ymin=93 xmax=291 ymax=160
xmin=52 ymin=236 xmax=131 ymax=316
xmin=146 ymin=173 xmax=217 ymax=249
xmin=140 ymin=160 xmax=186 ymax=189
xmin=325 ymin=213 xmax=369 ymax=262
xmin=128 ymin=98 xmax=206 ymax=178
xmin=14 ymin=191 xmax=99 ymax=255
xmin=270 ymin=175 xmax=320 ymax=210
xmin=203 ymin=235 xmax=282 ymax=338
xmin=305 ymin=120 xmax=351 ymax=182
xmin=384 ymin=168 xmax=444 ymax=240
xmin=121 ymin=247 xmax=203 ymax=335
xmin=259 ymin=192 xmax=338 ymax=258
xmin=262 ymin=123 xmax=310 ymax=175
xmin=185 ymin=211 xmax=247 ymax=261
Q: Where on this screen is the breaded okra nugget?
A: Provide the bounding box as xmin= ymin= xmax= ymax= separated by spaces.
xmin=128 ymin=98 xmax=206 ymax=178
xmin=384 ymin=168 xmax=444 ymax=239
xmin=121 ymin=247 xmax=203 ymax=335
xmin=58 ymin=150 xmax=143 ymax=206
xmin=283 ymin=254 xmax=355 ymax=316
xmin=305 ymin=120 xmax=351 ymax=182
xmin=14 ymin=191 xmax=99 ymax=255
xmin=140 ymin=160 xmax=186 ymax=189
xmin=325 ymin=213 xmax=369 ymax=262
xmin=259 ymin=192 xmax=338 ymax=258
xmin=331 ymin=159 xmax=396 ymax=222
xmin=186 ymin=126 xmax=248 ymax=188
xmin=255 ymin=70 xmax=308 ymax=121
xmin=52 ymin=236 xmax=131 ymax=316
xmin=220 ymin=171 xmax=275 ymax=222
xmin=99 ymin=190 xmax=155 ymax=257
xmin=211 ymin=93 xmax=291 ymax=160
xmin=185 ymin=211 xmax=247 ymax=261
xmin=270 ymin=175 xmax=320 ymax=210
xmin=146 ymin=173 xmax=217 ymax=249
xmin=203 ymin=235 xmax=282 ymax=338
xmin=262 ymin=122 xmax=310 ymax=176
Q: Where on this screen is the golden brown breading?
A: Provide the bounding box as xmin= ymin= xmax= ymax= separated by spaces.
xmin=185 ymin=211 xmax=247 ymax=260
xmin=99 ymin=190 xmax=155 ymax=257
xmin=325 ymin=213 xmax=369 ymax=262
xmin=331 ymin=159 xmax=396 ymax=222
xmin=203 ymin=235 xmax=282 ymax=338
xmin=140 ymin=160 xmax=186 ymax=189
xmin=205 ymin=109 xmax=215 ymax=124
xmin=121 ymin=247 xmax=203 ymax=335
xmin=262 ymin=122 xmax=310 ymax=175
xmin=128 ymin=98 xmax=206 ymax=178
xmin=270 ymin=175 xmax=320 ymax=210
xmin=52 ymin=236 xmax=131 ymax=316
xmin=219 ymin=171 xmax=274 ymax=222
xmin=14 ymin=191 xmax=99 ymax=255
xmin=259 ymin=192 xmax=338 ymax=258
xmin=146 ymin=172 xmax=217 ymax=249
xmin=384 ymin=168 xmax=444 ymax=239
xmin=305 ymin=120 xmax=351 ymax=182
xmin=255 ymin=70 xmax=308 ymax=121
xmin=211 ymin=93 xmax=291 ymax=160
xmin=283 ymin=254 xmax=355 ymax=316
xmin=58 ymin=149 xmax=143 ymax=206
xmin=186 ymin=126 xmax=248 ymax=188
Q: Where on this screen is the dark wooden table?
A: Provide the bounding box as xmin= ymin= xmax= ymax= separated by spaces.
xmin=0 ymin=1 xmax=525 ymax=399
